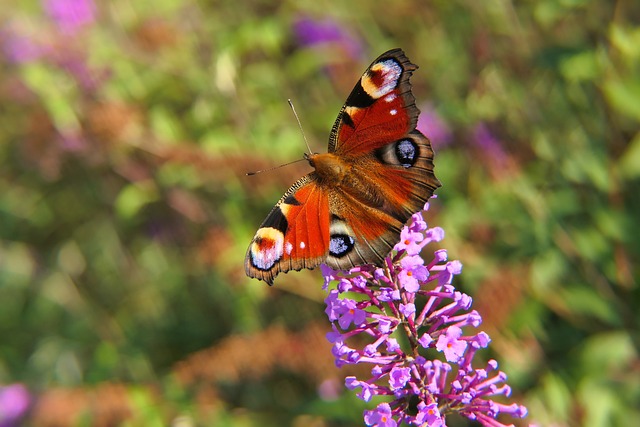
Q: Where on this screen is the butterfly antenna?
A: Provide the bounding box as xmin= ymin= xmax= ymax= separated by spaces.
xmin=288 ymin=99 xmax=313 ymax=155
xmin=246 ymin=99 xmax=312 ymax=176
xmin=246 ymin=158 xmax=306 ymax=176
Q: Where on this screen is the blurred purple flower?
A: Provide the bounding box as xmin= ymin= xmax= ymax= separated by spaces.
xmin=2 ymin=9 xmax=107 ymax=93
xmin=472 ymin=123 xmax=508 ymax=165
xmin=0 ymin=27 xmax=46 ymax=64
xmin=51 ymin=50 xmax=109 ymax=92
xmin=42 ymin=0 xmax=96 ymax=34
xmin=417 ymin=103 xmax=453 ymax=149
xmin=317 ymin=378 xmax=342 ymax=401
xmin=322 ymin=203 xmax=528 ymax=426
xmin=0 ymin=384 xmax=30 ymax=427
xmin=293 ymin=16 xmax=363 ymax=59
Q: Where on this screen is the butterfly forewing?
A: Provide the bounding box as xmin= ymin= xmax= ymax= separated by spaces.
xmin=328 ymin=48 xmax=420 ymax=155
xmin=245 ymin=175 xmax=330 ymax=285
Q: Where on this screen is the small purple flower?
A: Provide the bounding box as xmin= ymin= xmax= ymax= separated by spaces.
xmin=417 ymin=103 xmax=453 ymax=149
xmin=378 ymin=317 xmax=393 ymax=333
xmin=425 ymin=226 xmax=445 ymax=242
xmin=394 ymin=228 xmax=424 ymax=255
xmin=398 ymin=255 xmax=428 ymax=292
xmin=389 ymin=366 xmax=411 ymax=390
xmin=378 ymin=287 xmax=400 ymax=302
xmin=436 ymin=326 xmax=468 ymax=363
xmin=346 ymin=377 xmax=375 ymax=402
xmin=324 ymin=289 xmax=342 ymax=321
xmin=364 ymin=403 xmax=397 ymax=427
xmin=42 ymin=0 xmax=96 ymax=34
xmin=415 ymin=402 xmax=444 ymax=426
xmin=322 ymin=202 xmax=528 ymax=427
xmin=385 ymin=338 xmax=400 ymax=353
xmin=409 ymin=211 xmax=428 ymax=232
xmin=418 ymin=333 xmax=433 ymax=348
xmin=337 ymin=298 xmax=367 ymax=329
xmin=321 ymin=264 xmax=338 ymax=290
xmin=336 ymin=278 xmax=352 ymax=292
xmin=398 ymin=302 xmax=416 ymax=318
xmin=326 ymin=324 xmax=343 ymax=343
xmin=0 ymin=384 xmax=30 ymax=427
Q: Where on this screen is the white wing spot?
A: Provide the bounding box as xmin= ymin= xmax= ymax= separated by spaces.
xmin=285 ymin=242 xmax=293 ymax=255
xmin=385 ymin=94 xmax=397 ymax=102
xmin=390 ymin=109 xmax=397 ymax=115
xmin=300 ymin=241 xmax=306 ymax=249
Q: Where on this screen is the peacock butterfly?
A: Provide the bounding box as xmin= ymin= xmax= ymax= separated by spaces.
xmin=245 ymin=48 xmax=441 ymax=285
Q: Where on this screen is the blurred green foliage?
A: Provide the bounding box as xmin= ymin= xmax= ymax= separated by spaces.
xmin=0 ymin=0 xmax=639 ymax=426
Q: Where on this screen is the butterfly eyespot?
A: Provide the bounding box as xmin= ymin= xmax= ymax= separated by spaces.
xmin=329 ymin=234 xmax=355 ymax=257
xmin=250 ymin=227 xmax=284 ymax=271
xmin=395 ymin=139 xmax=419 ymax=168
xmin=375 ymin=138 xmax=420 ymax=168
xmin=362 ymin=59 xmax=403 ymax=99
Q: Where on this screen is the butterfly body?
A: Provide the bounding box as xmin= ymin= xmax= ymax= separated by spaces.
xmin=246 ymin=49 xmax=441 ymax=285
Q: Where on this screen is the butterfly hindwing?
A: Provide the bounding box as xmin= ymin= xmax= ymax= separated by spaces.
xmin=324 ymin=130 xmax=439 ymax=271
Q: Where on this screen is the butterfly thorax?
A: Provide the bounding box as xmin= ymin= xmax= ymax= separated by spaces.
xmin=306 ymin=152 xmax=349 ymax=186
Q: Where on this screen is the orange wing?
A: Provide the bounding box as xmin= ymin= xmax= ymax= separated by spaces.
xmin=245 ymin=175 xmax=330 ymax=285
xmin=328 ymin=48 xmax=420 ymax=156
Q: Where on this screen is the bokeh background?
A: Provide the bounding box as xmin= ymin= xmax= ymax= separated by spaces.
xmin=1 ymin=1 xmax=639 ymax=426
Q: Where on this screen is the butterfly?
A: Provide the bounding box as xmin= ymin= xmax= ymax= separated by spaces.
xmin=245 ymin=48 xmax=441 ymax=285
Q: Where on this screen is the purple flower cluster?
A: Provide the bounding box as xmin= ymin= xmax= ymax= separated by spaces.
xmin=2 ymin=0 xmax=101 ymax=87
xmin=322 ymin=203 xmax=527 ymax=427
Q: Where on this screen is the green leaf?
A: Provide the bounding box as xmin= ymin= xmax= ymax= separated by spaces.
xmin=603 ymin=79 xmax=640 ymax=121
xmin=558 ymin=285 xmax=620 ymax=325
xmin=115 ymin=182 xmax=159 ymax=219
xmin=578 ymin=331 xmax=636 ymax=373
xmin=560 ymin=50 xmax=600 ymax=82
xmin=618 ymin=131 xmax=640 ymax=179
